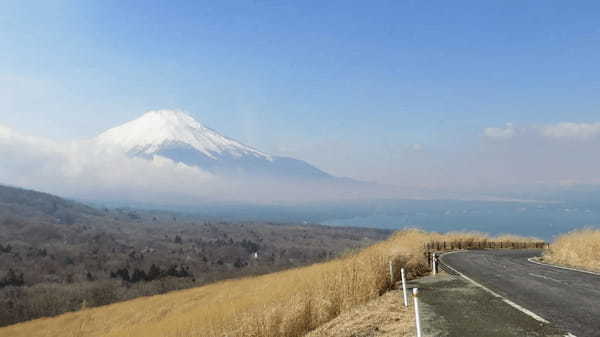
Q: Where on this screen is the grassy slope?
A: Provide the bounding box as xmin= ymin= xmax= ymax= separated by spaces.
xmin=0 ymin=230 xmax=539 ymax=337
xmin=544 ymin=228 xmax=600 ymax=271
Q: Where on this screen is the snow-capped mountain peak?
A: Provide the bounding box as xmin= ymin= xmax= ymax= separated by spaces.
xmin=95 ymin=110 xmax=332 ymax=180
xmin=96 ymin=110 xmax=270 ymax=160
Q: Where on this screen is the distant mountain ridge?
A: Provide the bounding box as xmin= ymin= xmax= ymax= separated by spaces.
xmin=96 ymin=110 xmax=333 ymax=180
xmin=0 ymin=184 xmax=102 ymax=223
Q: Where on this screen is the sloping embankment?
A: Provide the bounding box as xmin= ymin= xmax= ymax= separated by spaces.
xmin=0 ymin=230 xmax=537 ymax=337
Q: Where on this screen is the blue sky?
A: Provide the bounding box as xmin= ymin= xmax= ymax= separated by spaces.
xmin=2 ymin=1 xmax=600 ymax=184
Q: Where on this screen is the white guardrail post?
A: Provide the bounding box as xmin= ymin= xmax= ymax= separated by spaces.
xmin=432 ymin=252 xmax=437 ymax=275
xmin=413 ymin=288 xmax=422 ymax=337
xmin=389 ymin=260 xmax=393 ymax=284
xmin=401 ymin=267 xmax=408 ymax=307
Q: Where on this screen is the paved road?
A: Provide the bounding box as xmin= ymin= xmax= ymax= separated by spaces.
xmin=441 ymin=249 xmax=600 ymax=337
xmin=413 ymin=274 xmax=566 ymax=337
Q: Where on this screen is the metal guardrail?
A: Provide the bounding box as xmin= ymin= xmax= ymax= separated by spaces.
xmin=424 ymin=240 xmax=549 ymax=274
xmin=437 ymin=259 xmax=459 ymax=275
xmin=425 ymin=240 xmax=549 ymax=252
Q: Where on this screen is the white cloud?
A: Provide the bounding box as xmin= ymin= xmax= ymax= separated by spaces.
xmin=0 ymin=124 xmax=12 ymax=138
xmin=407 ymin=143 xmax=424 ymax=152
xmin=483 ymin=123 xmax=516 ymax=140
xmin=539 ymin=122 xmax=600 ymax=141
xmin=0 ymin=124 xmax=221 ymax=203
xmin=483 ymin=122 xmax=600 ymax=142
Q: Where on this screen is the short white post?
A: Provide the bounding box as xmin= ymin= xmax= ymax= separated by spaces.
xmin=413 ymin=288 xmax=422 ymax=337
xmin=389 ymin=260 xmax=394 ymax=284
xmin=432 ymin=252 xmax=437 ymax=275
xmin=401 ymin=267 xmax=408 ymax=307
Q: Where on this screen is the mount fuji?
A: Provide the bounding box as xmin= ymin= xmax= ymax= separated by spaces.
xmin=95 ymin=110 xmax=334 ymax=180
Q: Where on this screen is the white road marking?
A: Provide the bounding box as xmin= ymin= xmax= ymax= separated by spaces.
xmin=528 ymin=257 xmax=600 ymax=277
xmin=528 ymin=273 xmax=563 ymax=283
xmin=565 ymin=333 xmax=577 ymax=337
xmin=441 ymin=251 xmax=550 ymax=324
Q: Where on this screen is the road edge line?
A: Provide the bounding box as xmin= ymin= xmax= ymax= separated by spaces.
xmin=439 ymin=251 xmax=550 ymax=324
xmin=528 ymin=257 xmax=600 ymax=277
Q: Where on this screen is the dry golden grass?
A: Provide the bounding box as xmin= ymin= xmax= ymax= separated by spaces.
xmin=0 ymin=229 xmax=535 ymax=337
xmin=544 ymin=228 xmax=600 ymax=272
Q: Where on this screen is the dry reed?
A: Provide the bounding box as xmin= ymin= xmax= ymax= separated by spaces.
xmin=544 ymin=228 xmax=600 ymax=272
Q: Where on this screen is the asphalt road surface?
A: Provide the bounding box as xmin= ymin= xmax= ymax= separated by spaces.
xmin=441 ymin=249 xmax=600 ymax=337
xmin=413 ymin=274 xmax=566 ymax=337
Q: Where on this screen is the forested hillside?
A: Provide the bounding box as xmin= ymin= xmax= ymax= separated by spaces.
xmin=0 ymin=185 xmax=390 ymax=326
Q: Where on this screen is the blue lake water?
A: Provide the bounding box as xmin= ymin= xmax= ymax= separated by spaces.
xmin=320 ymin=202 xmax=600 ymax=241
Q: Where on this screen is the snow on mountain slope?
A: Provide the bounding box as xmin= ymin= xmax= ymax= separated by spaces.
xmin=96 ymin=110 xmax=270 ymax=160
xmin=95 ymin=110 xmax=332 ymax=180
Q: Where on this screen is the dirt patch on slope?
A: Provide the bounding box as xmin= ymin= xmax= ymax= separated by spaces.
xmin=305 ymin=289 xmax=416 ymax=337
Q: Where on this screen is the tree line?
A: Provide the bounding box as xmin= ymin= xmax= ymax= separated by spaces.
xmin=110 ymin=264 xmax=193 ymax=283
